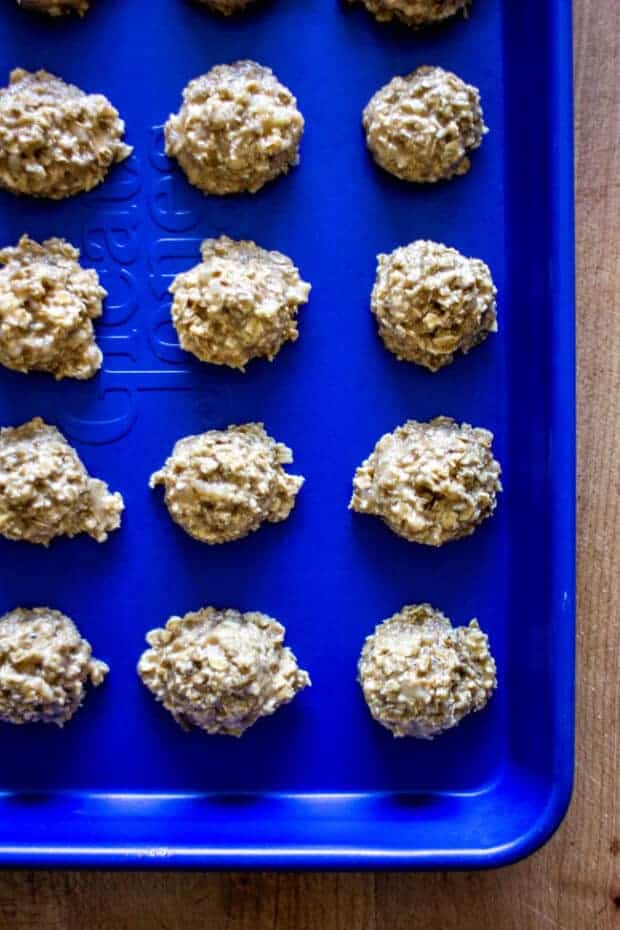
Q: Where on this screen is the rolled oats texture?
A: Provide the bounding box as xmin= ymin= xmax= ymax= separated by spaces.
xmin=17 ymin=0 xmax=89 ymax=15
xmin=193 ymin=0 xmax=257 ymax=14
xmin=0 ymin=69 xmax=132 ymax=199
xmin=0 ymin=417 xmax=124 ymax=546
xmin=170 ymin=236 xmax=311 ymax=371
xmin=350 ymin=416 xmax=501 ymax=546
xmin=371 ymin=239 xmax=497 ymax=371
xmin=0 ymin=234 xmax=106 ymax=380
xmin=348 ymin=0 xmax=468 ymax=28
xmin=164 ymin=60 xmax=304 ymax=195
xmin=150 ymin=422 xmax=304 ymax=544
xmin=138 ymin=606 xmax=310 ymax=736
xmin=0 ymin=607 xmax=108 ymax=726
xmin=363 ymin=65 xmax=487 ymax=183
xmin=358 ymin=603 xmax=496 ymax=738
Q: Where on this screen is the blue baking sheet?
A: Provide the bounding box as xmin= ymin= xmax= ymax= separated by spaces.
xmin=0 ymin=0 xmax=574 ymax=868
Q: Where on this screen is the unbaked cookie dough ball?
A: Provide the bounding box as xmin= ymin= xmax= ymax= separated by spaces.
xmin=170 ymin=236 xmax=311 ymax=371
xmin=17 ymin=0 xmax=89 ymax=15
xmin=0 ymin=418 xmax=124 ymax=546
xmin=350 ymin=417 xmax=501 ymax=546
xmin=138 ymin=606 xmax=310 ymax=736
xmin=363 ymin=66 xmax=487 ymax=183
xmin=0 ymin=235 xmax=106 ymax=380
xmin=0 ymin=607 xmax=108 ymax=726
xmin=348 ymin=0 xmax=468 ymax=28
xmin=0 ymin=69 xmax=132 ymax=199
xmin=164 ymin=61 xmax=304 ymax=195
xmin=150 ymin=423 xmax=304 ymax=544
xmin=194 ymin=0 xmax=257 ymax=15
xmin=358 ymin=603 xmax=496 ymax=739
xmin=371 ymin=240 xmax=497 ymax=371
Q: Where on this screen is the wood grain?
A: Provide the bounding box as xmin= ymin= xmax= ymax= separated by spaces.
xmin=0 ymin=1 xmax=618 ymax=927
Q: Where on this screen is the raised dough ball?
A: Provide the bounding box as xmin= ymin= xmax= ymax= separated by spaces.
xmin=138 ymin=607 xmax=310 ymax=736
xmin=350 ymin=417 xmax=501 ymax=546
xmin=150 ymin=423 xmax=304 ymax=544
xmin=194 ymin=0 xmax=257 ymax=14
xmin=0 ymin=607 xmax=108 ymax=726
xmin=0 ymin=417 xmax=124 ymax=546
xmin=363 ymin=66 xmax=487 ymax=183
xmin=371 ymin=240 xmax=497 ymax=371
xmin=348 ymin=0 xmax=468 ymax=28
xmin=17 ymin=0 xmax=89 ymax=15
xmin=164 ymin=61 xmax=304 ymax=195
xmin=0 ymin=235 xmax=106 ymax=380
xmin=0 ymin=69 xmax=132 ymax=199
xmin=358 ymin=603 xmax=496 ymax=739
xmin=170 ymin=236 xmax=311 ymax=371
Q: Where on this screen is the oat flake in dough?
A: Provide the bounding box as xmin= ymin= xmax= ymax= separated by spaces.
xmin=350 ymin=417 xmax=501 ymax=546
xmin=0 ymin=417 xmax=124 ymax=546
xmin=150 ymin=423 xmax=304 ymax=544
xmin=194 ymin=0 xmax=257 ymax=15
xmin=0 ymin=235 xmax=106 ymax=380
xmin=0 ymin=607 xmax=108 ymax=726
xmin=363 ymin=65 xmax=487 ymax=183
xmin=170 ymin=236 xmax=311 ymax=371
xmin=0 ymin=69 xmax=132 ymax=199
xmin=164 ymin=61 xmax=304 ymax=195
xmin=17 ymin=0 xmax=90 ymax=15
xmin=349 ymin=0 xmax=468 ymax=28
xmin=138 ymin=606 xmax=310 ymax=736
xmin=372 ymin=239 xmax=497 ymax=371
xmin=358 ymin=603 xmax=496 ymax=739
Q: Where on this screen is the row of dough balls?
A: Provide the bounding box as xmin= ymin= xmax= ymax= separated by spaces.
xmin=0 ymin=416 xmax=501 ymax=548
xmin=0 ymin=233 xmax=496 ymax=379
xmin=16 ymin=0 xmax=472 ymax=28
xmin=0 ymin=62 xmax=486 ymax=199
xmin=0 ymin=602 xmax=496 ymax=740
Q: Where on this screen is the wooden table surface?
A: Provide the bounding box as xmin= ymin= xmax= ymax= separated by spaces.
xmin=1 ymin=1 xmax=618 ymax=927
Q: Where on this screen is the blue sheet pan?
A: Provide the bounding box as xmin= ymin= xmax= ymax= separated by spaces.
xmin=0 ymin=0 xmax=574 ymax=868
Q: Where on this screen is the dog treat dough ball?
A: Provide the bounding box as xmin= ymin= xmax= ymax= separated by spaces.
xmin=363 ymin=66 xmax=487 ymax=183
xmin=164 ymin=61 xmax=304 ymax=195
xmin=0 ymin=235 xmax=106 ymax=380
xmin=150 ymin=423 xmax=304 ymax=544
xmin=170 ymin=236 xmax=311 ymax=371
xmin=138 ymin=607 xmax=310 ymax=736
xmin=372 ymin=240 xmax=497 ymax=371
xmin=194 ymin=0 xmax=257 ymax=14
xmin=17 ymin=0 xmax=90 ymax=15
xmin=348 ymin=0 xmax=468 ymax=28
xmin=358 ymin=603 xmax=496 ymax=739
xmin=350 ymin=417 xmax=501 ymax=546
xmin=0 ymin=69 xmax=132 ymax=199
xmin=0 ymin=418 xmax=124 ymax=546
xmin=0 ymin=607 xmax=108 ymax=726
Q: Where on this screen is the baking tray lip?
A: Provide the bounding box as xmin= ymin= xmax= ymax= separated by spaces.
xmin=0 ymin=0 xmax=575 ymax=871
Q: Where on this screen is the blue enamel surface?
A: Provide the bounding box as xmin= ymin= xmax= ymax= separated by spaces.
xmin=0 ymin=0 xmax=574 ymax=868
